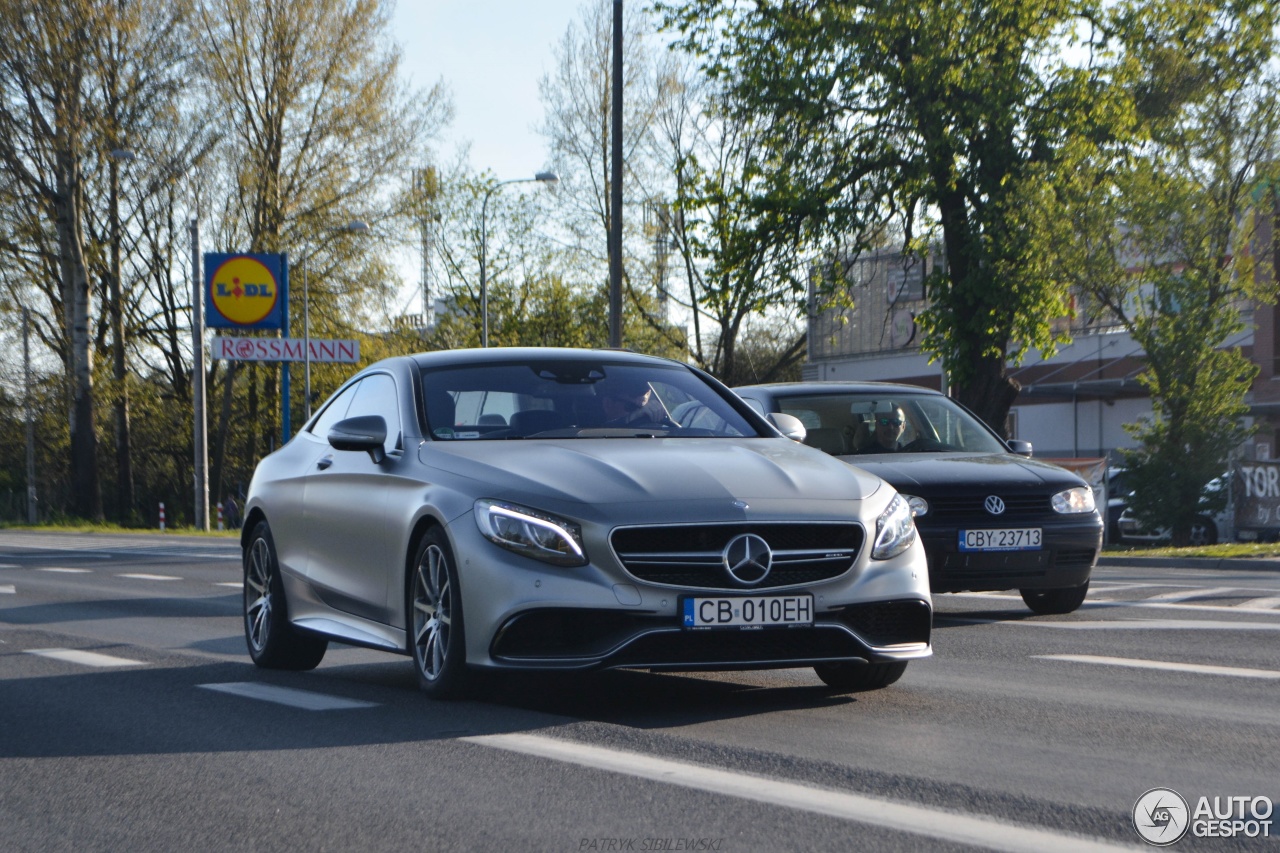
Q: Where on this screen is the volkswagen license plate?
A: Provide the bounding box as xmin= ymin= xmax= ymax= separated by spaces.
xmin=682 ymin=595 xmax=814 ymax=629
xmin=959 ymin=528 xmax=1042 ymax=552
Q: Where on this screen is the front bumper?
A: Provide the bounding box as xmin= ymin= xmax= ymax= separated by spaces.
xmin=919 ymin=517 xmax=1102 ymax=593
xmin=488 ymin=598 xmax=932 ymax=671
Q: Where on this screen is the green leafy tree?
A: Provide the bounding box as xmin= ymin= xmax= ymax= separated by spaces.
xmin=660 ymin=0 xmax=1131 ymax=434
xmin=1059 ymin=0 xmax=1280 ymax=544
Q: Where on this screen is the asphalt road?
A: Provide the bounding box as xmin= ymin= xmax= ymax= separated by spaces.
xmin=1 ymin=530 xmax=1277 ymax=852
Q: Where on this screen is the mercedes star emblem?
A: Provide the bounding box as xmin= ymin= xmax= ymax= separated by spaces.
xmin=722 ymin=533 xmax=773 ymax=585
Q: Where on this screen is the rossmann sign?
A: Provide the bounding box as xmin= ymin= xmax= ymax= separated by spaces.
xmin=210 ymin=336 xmax=360 ymax=363
xmin=205 ymin=253 xmax=284 ymax=330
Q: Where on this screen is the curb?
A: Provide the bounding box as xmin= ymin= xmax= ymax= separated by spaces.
xmin=1097 ymin=555 xmax=1280 ymax=572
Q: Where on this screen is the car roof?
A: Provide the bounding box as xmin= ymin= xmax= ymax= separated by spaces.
xmin=402 ymin=347 xmax=688 ymax=370
xmin=734 ymin=381 xmax=945 ymax=397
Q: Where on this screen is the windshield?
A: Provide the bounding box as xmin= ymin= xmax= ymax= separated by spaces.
xmin=422 ymin=361 xmax=758 ymax=440
xmin=775 ymin=392 xmax=1007 ymax=455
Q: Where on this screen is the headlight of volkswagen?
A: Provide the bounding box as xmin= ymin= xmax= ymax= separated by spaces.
xmin=903 ymin=494 xmax=929 ymax=517
xmin=1051 ymin=487 xmax=1096 ymax=514
xmin=872 ymin=493 xmax=917 ymax=560
xmin=474 ymin=500 xmax=587 ymax=567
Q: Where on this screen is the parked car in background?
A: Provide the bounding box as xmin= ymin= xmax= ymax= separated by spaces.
xmin=734 ymin=382 xmax=1103 ymax=614
xmin=241 ymin=349 xmax=932 ymax=697
xmin=1105 ymin=467 xmax=1132 ymax=544
xmin=1116 ymin=476 xmax=1231 ymax=545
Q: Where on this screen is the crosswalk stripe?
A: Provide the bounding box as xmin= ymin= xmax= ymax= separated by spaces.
xmin=26 ymin=648 xmax=146 ymax=667
xmin=465 ymin=733 xmax=1131 ymax=852
xmin=1036 ymin=654 xmax=1280 ymax=679
xmin=117 ymin=573 xmax=181 ymax=581
xmin=197 ymin=682 xmax=379 ymax=711
xmin=0 ymin=584 xmax=14 ymax=594
xmin=1144 ymin=586 xmax=1237 ymax=602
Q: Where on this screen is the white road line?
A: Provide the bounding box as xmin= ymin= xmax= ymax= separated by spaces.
xmin=117 ymin=573 xmax=181 ymax=581
xmin=1036 ymin=654 xmax=1280 ymax=680
xmin=198 ymin=682 xmax=379 ymax=711
xmin=0 ymin=563 xmax=19 ymax=568
xmin=0 ymin=584 xmax=14 ymax=594
xmin=214 ymin=582 xmax=242 ymax=589
xmin=976 ymin=618 xmax=1280 ymax=631
xmin=38 ymin=567 xmax=92 ymax=574
xmin=1144 ymin=586 xmax=1238 ymax=602
xmin=464 ymin=734 xmax=1130 ymax=853
xmin=1238 ymin=597 xmax=1280 ymax=609
xmin=951 ymin=592 xmax=1280 ymax=616
xmin=26 ymin=648 xmax=146 ymax=667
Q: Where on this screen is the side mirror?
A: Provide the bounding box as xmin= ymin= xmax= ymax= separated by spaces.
xmin=767 ymin=412 xmax=807 ymax=443
xmin=1006 ymin=439 xmax=1033 ymax=458
xmin=329 ymin=415 xmax=388 ymax=464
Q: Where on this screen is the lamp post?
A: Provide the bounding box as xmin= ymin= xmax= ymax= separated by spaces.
xmin=301 ymin=220 xmax=369 ymax=419
xmin=479 ymin=171 xmax=559 ymax=347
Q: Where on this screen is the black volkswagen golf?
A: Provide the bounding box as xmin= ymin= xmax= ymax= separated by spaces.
xmin=734 ymin=382 xmax=1102 ymax=614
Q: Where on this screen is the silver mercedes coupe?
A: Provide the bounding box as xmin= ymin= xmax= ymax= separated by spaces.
xmin=240 ymin=348 xmax=932 ymax=697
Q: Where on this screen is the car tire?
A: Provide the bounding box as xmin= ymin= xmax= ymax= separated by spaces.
xmin=243 ymin=520 xmax=328 ymax=670
xmin=813 ymin=660 xmax=908 ymax=691
xmin=1189 ymin=517 xmax=1219 ymax=546
xmin=1020 ymin=581 xmax=1089 ymax=615
xmin=408 ymin=528 xmax=471 ymax=699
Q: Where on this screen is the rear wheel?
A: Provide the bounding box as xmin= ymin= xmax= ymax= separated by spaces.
xmin=1020 ymin=581 xmax=1089 ymax=615
xmin=814 ymin=660 xmax=908 ymax=691
xmin=408 ymin=528 xmax=470 ymax=699
xmin=243 ymin=520 xmax=327 ymax=670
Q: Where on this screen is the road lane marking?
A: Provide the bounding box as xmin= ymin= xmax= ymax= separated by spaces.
xmin=1238 ymin=596 xmax=1280 ymax=609
xmin=0 ymin=563 xmax=19 ymax=568
xmin=950 ymin=617 xmax=1280 ymax=631
xmin=214 ymin=582 xmax=243 ymax=589
xmin=1144 ymin=586 xmax=1238 ymax=602
xmin=950 ymin=592 xmax=1280 ymax=616
xmin=26 ymin=648 xmax=146 ymax=667
xmin=0 ymin=584 xmax=14 ymax=594
xmin=198 ymin=682 xmax=379 ymax=711
xmin=117 ymin=573 xmax=181 ymax=581
xmin=1035 ymin=654 xmax=1280 ymax=679
xmin=38 ymin=567 xmax=93 ymax=574
xmin=464 ymin=733 xmax=1130 ymax=853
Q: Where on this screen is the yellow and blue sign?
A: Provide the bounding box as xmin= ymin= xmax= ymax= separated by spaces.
xmin=205 ymin=253 xmax=286 ymax=330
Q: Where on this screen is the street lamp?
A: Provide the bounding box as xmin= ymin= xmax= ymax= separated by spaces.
xmin=301 ymin=220 xmax=369 ymax=419
xmin=480 ymin=171 xmax=559 ymax=347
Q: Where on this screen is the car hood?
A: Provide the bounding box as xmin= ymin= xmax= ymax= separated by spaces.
xmin=422 ymin=437 xmax=883 ymax=509
xmin=837 ymin=452 xmax=1085 ymax=492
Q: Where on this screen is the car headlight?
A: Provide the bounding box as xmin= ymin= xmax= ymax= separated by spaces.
xmin=902 ymin=494 xmax=929 ymax=517
xmin=872 ymin=493 xmax=917 ymax=560
xmin=1051 ymin=486 xmax=1096 ymax=514
xmin=474 ymin=500 xmax=587 ymax=567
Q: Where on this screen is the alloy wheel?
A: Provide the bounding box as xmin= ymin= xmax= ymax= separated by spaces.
xmin=412 ymin=544 xmax=452 ymax=681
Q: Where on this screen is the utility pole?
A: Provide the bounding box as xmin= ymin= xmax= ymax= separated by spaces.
xmin=191 ymin=219 xmax=209 ymax=531
xmin=609 ymin=0 xmax=624 ymax=348
xmin=108 ymin=150 xmax=134 ymax=520
xmin=23 ymin=308 xmax=37 ymax=524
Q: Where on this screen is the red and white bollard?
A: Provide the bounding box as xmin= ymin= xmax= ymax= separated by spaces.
xmin=159 ymin=502 xmax=166 ymax=532
xmin=217 ymin=502 xmax=225 ymax=531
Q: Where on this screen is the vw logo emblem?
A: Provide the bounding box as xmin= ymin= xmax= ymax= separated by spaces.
xmin=722 ymin=533 xmax=772 ymax=585
xmin=984 ymin=495 xmax=1006 ymax=515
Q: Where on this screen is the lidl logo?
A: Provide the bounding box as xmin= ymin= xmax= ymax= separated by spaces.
xmin=205 ymin=253 xmax=285 ymax=330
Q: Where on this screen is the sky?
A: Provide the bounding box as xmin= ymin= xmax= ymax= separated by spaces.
xmin=390 ymin=0 xmax=590 ymax=182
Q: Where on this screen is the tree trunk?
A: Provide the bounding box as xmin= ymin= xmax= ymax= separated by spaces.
xmin=951 ymin=351 xmax=1020 ymax=440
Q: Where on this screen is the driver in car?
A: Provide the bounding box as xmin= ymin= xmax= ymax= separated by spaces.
xmin=862 ymin=404 xmax=910 ymax=453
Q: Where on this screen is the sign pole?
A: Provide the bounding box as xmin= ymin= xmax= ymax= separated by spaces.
xmin=281 ymin=255 xmax=291 ymax=443
xmin=191 ymin=218 xmax=209 ymax=531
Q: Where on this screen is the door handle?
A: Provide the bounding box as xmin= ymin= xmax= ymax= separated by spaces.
xmin=316 ymin=456 xmax=333 ymax=470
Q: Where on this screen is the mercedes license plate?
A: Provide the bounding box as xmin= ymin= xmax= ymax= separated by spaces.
xmin=959 ymin=528 xmax=1042 ymax=552
xmin=682 ymin=595 xmax=814 ymax=630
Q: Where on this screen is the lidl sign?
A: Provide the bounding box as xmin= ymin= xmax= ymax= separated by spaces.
xmin=205 ymin=253 xmax=285 ymax=330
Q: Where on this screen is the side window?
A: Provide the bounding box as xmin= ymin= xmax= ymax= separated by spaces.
xmin=740 ymin=396 xmax=766 ymax=415
xmin=347 ymin=373 xmax=402 ymax=453
xmin=309 ymin=380 xmax=362 ymax=440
